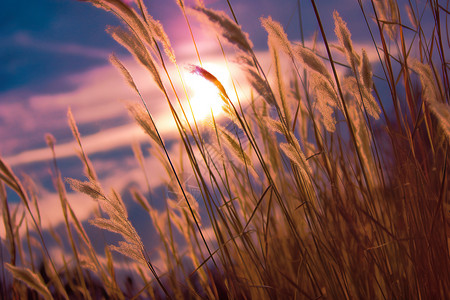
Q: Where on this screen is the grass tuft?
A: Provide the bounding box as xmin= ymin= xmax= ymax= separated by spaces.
xmin=1 ymin=0 xmax=449 ymax=299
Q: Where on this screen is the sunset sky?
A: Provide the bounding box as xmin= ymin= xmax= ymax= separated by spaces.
xmin=0 ymin=0 xmax=374 ymax=159
xmin=0 ymin=0 xmax=407 ymax=263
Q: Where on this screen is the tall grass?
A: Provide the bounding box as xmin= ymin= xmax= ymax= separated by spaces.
xmin=1 ymin=0 xmax=449 ymax=299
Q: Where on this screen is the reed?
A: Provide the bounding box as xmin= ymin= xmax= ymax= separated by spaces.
xmin=1 ymin=0 xmax=448 ymax=299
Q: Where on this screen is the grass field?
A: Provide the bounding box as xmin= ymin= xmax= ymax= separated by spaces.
xmin=1 ymin=0 xmax=449 ymax=299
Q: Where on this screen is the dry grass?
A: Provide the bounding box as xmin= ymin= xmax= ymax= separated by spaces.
xmin=1 ymin=0 xmax=449 ymax=299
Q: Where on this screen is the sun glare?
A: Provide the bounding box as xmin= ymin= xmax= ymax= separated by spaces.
xmin=184 ymin=63 xmax=231 ymax=123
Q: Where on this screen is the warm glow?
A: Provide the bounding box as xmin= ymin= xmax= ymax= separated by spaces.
xmin=184 ymin=63 xmax=231 ymax=123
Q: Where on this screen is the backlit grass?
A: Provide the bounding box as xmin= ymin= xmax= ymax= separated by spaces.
xmin=1 ymin=0 xmax=449 ymax=299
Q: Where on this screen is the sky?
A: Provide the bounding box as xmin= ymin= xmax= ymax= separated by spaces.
xmin=0 ymin=0 xmax=403 ymax=275
xmin=0 ymin=0 xmax=374 ymax=161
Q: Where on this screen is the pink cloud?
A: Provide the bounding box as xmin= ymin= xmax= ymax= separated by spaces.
xmin=0 ymin=189 xmax=97 ymax=240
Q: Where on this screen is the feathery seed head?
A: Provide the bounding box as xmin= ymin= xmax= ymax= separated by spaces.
xmin=147 ymin=15 xmax=176 ymax=63
xmin=107 ymin=26 xmax=164 ymax=92
xmin=189 ymin=6 xmax=253 ymax=53
xmin=5 ymin=264 xmax=52 ymax=300
xmin=333 ymin=11 xmax=359 ymax=70
xmin=261 ymin=16 xmax=293 ymax=56
xmin=333 ymin=11 xmax=353 ymax=53
xmin=427 ymin=101 xmax=450 ymax=142
xmin=127 ymin=103 xmax=162 ymax=146
xmin=310 ymin=73 xmax=341 ymax=132
xmin=188 ymin=65 xmax=230 ymax=101
xmin=67 ymin=178 xmax=104 ymax=200
xmin=360 ymin=49 xmax=373 ymax=90
xmin=245 ymin=67 xmax=276 ymax=106
xmin=293 ymin=43 xmax=332 ymax=81
xmin=175 ymin=0 xmax=184 ymax=9
xmin=45 ymin=134 xmax=56 ymax=150
xmin=374 ymin=0 xmax=399 ymax=40
xmin=110 ymin=53 xmax=140 ymax=94
xmin=343 ymin=76 xmax=380 ymax=119
xmin=409 ymin=59 xmax=443 ymax=104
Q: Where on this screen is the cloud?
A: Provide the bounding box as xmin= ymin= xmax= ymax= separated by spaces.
xmin=0 ymin=188 xmax=97 ymax=240
xmin=1 ymin=30 xmax=388 ymax=271
xmin=4 ymin=117 xmax=174 ymax=167
xmin=0 ymin=56 xmax=168 ymax=158
xmin=1 ymin=31 xmax=386 ymax=169
xmin=0 ymin=147 xmax=168 ymax=237
xmin=1 ymin=42 xmax=255 ymax=164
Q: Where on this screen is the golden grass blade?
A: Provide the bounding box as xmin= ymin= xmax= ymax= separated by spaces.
xmin=343 ymin=76 xmax=381 ymax=119
xmin=82 ymin=0 xmax=153 ymax=46
xmin=427 ymin=101 xmax=450 ymax=142
xmin=4 ymin=0 xmax=449 ymax=298
xmin=264 ymin=116 xmax=284 ymax=134
xmin=135 ymin=0 xmax=176 ymax=63
xmin=188 ymin=65 xmax=229 ymax=101
xmin=0 ymin=159 xmax=69 ymax=300
xmin=0 ymin=181 xmax=16 ymax=266
xmin=0 ymin=158 xmax=28 ymax=202
xmin=110 ymin=241 xmax=147 ymax=265
xmin=66 ymin=178 xmax=103 ymax=201
xmin=189 ymin=5 xmax=253 ymax=53
xmin=126 ymin=103 xmax=162 ymax=146
xmin=281 ymin=142 xmax=309 ymax=178
xmin=68 ymin=178 xmax=149 ymax=271
xmin=373 ymin=0 xmax=399 ymax=40
xmin=174 ymin=0 xmax=184 ymax=9
xmin=240 ymin=56 xmax=276 ymax=106
xmin=270 ymin=44 xmax=291 ymax=126
xmin=292 ymin=43 xmax=331 ymax=81
xmin=5 ymin=263 xmax=53 ymax=300
xmin=409 ymin=59 xmax=444 ymax=103
xmin=333 ymin=10 xmax=360 ymax=70
xmin=261 ymin=16 xmax=293 ymax=56
xmin=219 ymin=126 xmax=252 ymax=167
xmin=359 ymin=49 xmax=373 ymax=90
xmin=309 ymin=72 xmax=340 ymax=132
xmin=147 ymin=15 xmax=176 ymax=64
xmin=109 ymin=53 xmax=140 ymax=94
xmin=67 ymin=108 xmax=98 ymax=181
xmin=107 ymin=26 xmax=164 ymax=92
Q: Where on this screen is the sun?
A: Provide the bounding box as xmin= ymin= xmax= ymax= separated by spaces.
xmin=184 ymin=63 xmax=231 ymax=123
